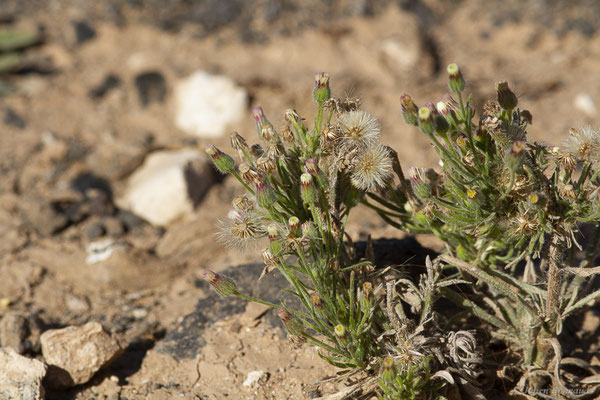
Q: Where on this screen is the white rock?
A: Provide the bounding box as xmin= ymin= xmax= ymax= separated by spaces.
xmin=174 ymin=71 xmax=247 ymax=138
xmin=379 ymin=38 xmax=420 ymax=71
xmin=243 ymin=370 xmax=265 ymax=387
xmin=118 ymin=149 xmax=215 ymax=226
xmin=574 ymin=93 xmax=597 ymax=116
xmin=0 ymin=347 xmax=47 ymax=400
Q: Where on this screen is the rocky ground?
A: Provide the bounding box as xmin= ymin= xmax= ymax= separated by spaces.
xmin=1 ymin=1 xmax=600 ymax=399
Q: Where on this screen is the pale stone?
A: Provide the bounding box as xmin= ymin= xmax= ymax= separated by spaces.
xmin=118 ymin=149 xmax=214 ymax=226
xmin=574 ymin=93 xmax=597 ymax=116
xmin=174 ymin=71 xmax=247 ymax=138
xmin=41 ymin=322 xmax=122 ymax=388
xmin=243 ymin=370 xmax=266 ymax=387
xmin=0 ymin=347 xmax=46 ymax=400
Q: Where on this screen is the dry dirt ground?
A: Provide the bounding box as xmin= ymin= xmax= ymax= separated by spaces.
xmin=1 ymin=1 xmax=600 ymax=399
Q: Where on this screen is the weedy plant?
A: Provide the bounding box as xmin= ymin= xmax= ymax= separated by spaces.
xmin=203 ymin=66 xmax=600 ymax=399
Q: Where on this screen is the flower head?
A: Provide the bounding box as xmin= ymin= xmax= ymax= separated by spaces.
xmin=563 ymin=126 xmax=600 ymax=162
xmin=337 ymin=110 xmax=380 ymax=150
xmin=217 ymin=211 xmax=265 ymax=250
xmin=350 ymin=144 xmax=393 ymax=191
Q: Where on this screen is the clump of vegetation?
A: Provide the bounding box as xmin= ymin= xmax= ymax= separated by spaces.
xmin=203 ymin=66 xmax=600 ymax=399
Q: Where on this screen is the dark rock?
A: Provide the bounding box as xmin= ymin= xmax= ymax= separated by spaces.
xmin=116 ymin=209 xmax=146 ymax=231
xmin=134 ymin=71 xmax=166 ymax=106
xmin=85 ymin=221 xmax=106 ymax=239
xmin=187 ymin=0 xmax=244 ymax=32
xmin=72 ymin=20 xmax=96 ymax=45
xmin=3 ymin=107 xmax=25 ymax=129
xmin=88 ymin=74 xmax=121 ymax=99
xmin=156 ymin=263 xmax=299 ymax=360
xmin=0 ymin=312 xmax=41 ymax=354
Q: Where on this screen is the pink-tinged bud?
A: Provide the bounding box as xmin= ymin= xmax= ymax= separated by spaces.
xmin=418 ymin=106 xmax=434 ymax=135
xmin=288 ymin=216 xmax=300 ymax=236
xmin=313 ymin=72 xmax=330 ymax=104
xmin=305 ymin=158 xmax=319 ymax=175
xmin=505 ymin=141 xmax=526 ymax=171
xmin=205 ymin=144 xmax=235 ymax=174
xmin=267 ymin=223 xmax=279 ymax=242
xmin=437 ymin=93 xmax=458 ymax=116
xmin=400 ymin=94 xmax=419 ymax=126
xmin=255 ymin=177 xmax=276 ymax=208
xmin=447 ymin=63 xmax=465 ymax=93
xmin=300 ymin=173 xmax=315 ymax=204
xmin=301 ymin=221 xmax=317 ymax=239
xmin=496 ymin=81 xmax=518 ymax=111
xmin=202 ymin=270 xmax=237 ymax=296
xmin=252 ymin=106 xmax=276 ymax=141
xmin=277 ymin=307 xmax=304 ymax=336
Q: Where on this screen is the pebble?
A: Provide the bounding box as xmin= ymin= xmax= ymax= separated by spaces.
xmin=574 ymin=93 xmax=597 ymax=116
xmin=88 ymin=74 xmax=121 ymax=99
xmin=40 ymin=321 xmax=123 ymax=388
xmin=0 ymin=347 xmax=47 ymax=400
xmin=135 ymin=71 xmax=167 ymax=106
xmin=85 ymin=221 xmax=106 ymax=239
xmin=118 ymin=149 xmax=215 ymax=226
xmin=243 ymin=370 xmax=266 ymax=387
xmin=72 ymin=20 xmax=96 ymax=45
xmin=0 ymin=313 xmax=28 ymax=354
xmin=174 ymin=71 xmax=247 ymax=138
xmin=3 ymin=107 xmax=26 ymax=129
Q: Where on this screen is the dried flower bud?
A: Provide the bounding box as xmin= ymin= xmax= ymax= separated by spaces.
xmin=447 ymin=63 xmax=465 ymax=93
xmin=288 ymin=216 xmax=300 ymax=236
xmin=202 ymin=270 xmax=237 ymax=297
xmin=239 ymin=163 xmax=262 ymax=185
xmin=560 ymin=184 xmax=576 ymax=199
xmin=334 ymin=324 xmax=347 ymax=340
xmin=280 ymin=125 xmax=295 ymax=143
xmin=520 ymin=110 xmax=533 ymax=124
xmin=313 ymin=72 xmax=330 ymax=104
xmin=300 ymin=173 xmax=316 ymax=204
xmin=418 ymin=106 xmax=435 ymax=135
xmin=285 ymin=109 xmax=301 ymax=125
xmin=496 ymin=81 xmax=518 ymax=112
xmin=400 ymin=94 xmax=419 ymax=126
xmin=205 ymin=144 xmax=235 ymax=174
xmin=253 ymin=106 xmax=276 ymax=141
xmin=438 ymin=93 xmax=458 ymax=117
xmin=232 ymin=195 xmax=254 ymax=213
xmin=262 ymin=248 xmax=279 ymax=267
xmin=250 ymin=144 xmax=264 ymax=158
xmin=230 ymin=132 xmax=248 ymax=152
xmin=256 ymin=155 xmax=277 ymax=173
xmin=323 ymin=125 xmax=341 ymax=142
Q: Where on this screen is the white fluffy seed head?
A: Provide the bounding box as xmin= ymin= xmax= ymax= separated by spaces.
xmin=337 ymin=110 xmax=380 ymax=150
xmin=350 ymin=144 xmax=393 ymax=191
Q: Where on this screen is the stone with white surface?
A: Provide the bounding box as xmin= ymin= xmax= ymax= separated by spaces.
xmin=118 ymin=149 xmax=215 ymax=226
xmin=0 ymin=347 xmax=47 ymax=400
xmin=174 ymin=71 xmax=247 ymax=138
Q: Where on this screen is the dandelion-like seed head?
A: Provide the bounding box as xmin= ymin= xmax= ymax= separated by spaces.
xmin=217 ymin=211 xmax=265 ymax=250
xmin=350 ymin=144 xmax=393 ymax=191
xmin=337 ymin=110 xmax=380 ymax=150
xmin=563 ymin=126 xmax=600 ymax=161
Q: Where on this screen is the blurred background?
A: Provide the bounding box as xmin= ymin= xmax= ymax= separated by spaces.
xmin=1 ymin=1 xmax=599 ymax=398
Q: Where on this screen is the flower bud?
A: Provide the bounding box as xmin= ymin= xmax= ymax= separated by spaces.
xmin=400 ymin=94 xmax=419 ymax=126
xmin=334 ymin=324 xmax=347 ymax=340
xmin=418 ymin=106 xmax=435 ymax=135
xmin=300 ymin=173 xmax=316 ymax=204
xmin=277 ymin=307 xmax=304 ymax=337
xmin=310 ymin=292 xmax=323 ymax=309
xmin=252 ymin=106 xmax=276 ymax=141
xmin=301 ymin=221 xmax=317 ymax=239
xmin=262 ymin=248 xmax=279 ymax=267
xmin=466 ymin=189 xmax=478 ymax=200
xmin=230 ymin=132 xmax=248 ymax=152
xmin=256 ymin=155 xmax=277 ymax=173
xmin=239 ymin=163 xmax=262 ymax=185
xmin=312 ymin=72 xmax=330 ymax=104
xmin=437 ymin=93 xmax=458 ymax=117
xmin=496 ymin=81 xmax=518 ymax=112
xmin=447 ymin=63 xmax=465 ymax=93
xmin=528 ymin=192 xmax=546 ymax=207
xmin=288 ymin=216 xmax=300 ymax=237
xmin=202 ymin=270 xmax=237 ymax=297
xmin=381 ymin=357 xmax=395 ymax=382
xmin=256 ymin=177 xmax=276 ymax=208
xmin=305 ymin=158 xmax=319 ymax=175
xmin=520 ymin=109 xmax=533 ymax=125
xmin=250 ymin=144 xmax=264 ymax=158
xmin=505 ymin=141 xmax=525 ymax=171
xmin=205 ymin=144 xmax=235 ymax=174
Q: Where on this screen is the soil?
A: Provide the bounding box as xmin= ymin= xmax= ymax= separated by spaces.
xmin=1 ymin=1 xmax=600 ymax=399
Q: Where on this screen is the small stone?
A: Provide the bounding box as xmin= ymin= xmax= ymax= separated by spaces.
xmin=72 ymin=20 xmax=96 ymax=45
xmin=41 ymin=321 xmax=123 ymax=388
xmin=0 ymin=313 xmax=28 ymax=353
xmin=574 ymin=93 xmax=597 ymax=116
xmin=88 ymin=74 xmax=121 ymax=99
xmin=135 ymin=71 xmax=166 ymax=106
xmin=116 ymin=209 xmax=146 ymax=231
xmin=243 ymin=370 xmax=266 ymax=387
xmin=132 ymin=308 xmax=148 ymax=319
xmin=117 ymin=149 xmax=215 ymax=226
xmin=65 ymin=295 xmax=90 ymax=313
xmin=4 ymin=107 xmax=26 ymax=129
xmin=103 ymin=217 xmax=124 ymax=237
xmin=174 ymin=71 xmax=247 ymax=138
xmin=0 ymin=347 xmax=47 ymax=400
xmin=85 ymin=221 xmax=106 ymax=239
